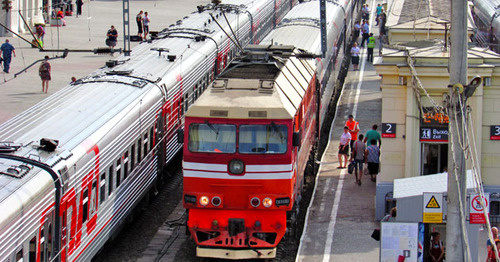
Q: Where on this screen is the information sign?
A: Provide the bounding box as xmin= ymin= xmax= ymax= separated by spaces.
xmin=382 ymin=123 xmax=396 ymax=138
xmin=420 ymin=107 xmax=449 ymax=142
xmin=491 ymin=125 xmax=500 ymax=140
xmin=469 ymin=193 xmax=489 ymax=224
xmin=423 ymin=192 xmax=443 ymax=223
xmin=380 ymin=222 xmax=419 ymax=262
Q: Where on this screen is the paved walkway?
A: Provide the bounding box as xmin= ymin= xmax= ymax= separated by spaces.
xmin=0 ymin=0 xmax=203 ymax=124
xmin=296 ymin=1 xmax=383 ymax=260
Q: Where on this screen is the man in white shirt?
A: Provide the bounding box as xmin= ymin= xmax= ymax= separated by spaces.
xmin=338 ymin=126 xmax=351 ymax=168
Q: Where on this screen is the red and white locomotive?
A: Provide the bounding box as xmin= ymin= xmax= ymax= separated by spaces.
xmin=182 ymin=0 xmax=358 ymax=259
xmin=0 ymin=0 xmax=297 ymax=261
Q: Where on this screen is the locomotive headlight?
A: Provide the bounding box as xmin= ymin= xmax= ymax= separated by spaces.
xmin=199 ymin=196 xmax=209 ymax=206
xmin=250 ymin=197 xmax=260 ymax=207
xmin=263 ymin=197 xmax=273 ymax=208
xmin=229 ymin=159 xmax=244 ymax=175
xmin=211 ymin=196 xmax=221 ymax=207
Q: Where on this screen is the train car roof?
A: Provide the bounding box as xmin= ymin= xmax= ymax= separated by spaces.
xmin=186 ymin=48 xmax=316 ymax=120
xmin=260 ymin=1 xmax=344 ymax=55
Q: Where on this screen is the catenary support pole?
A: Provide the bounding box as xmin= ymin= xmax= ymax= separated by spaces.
xmin=446 ymin=0 xmax=468 ymax=261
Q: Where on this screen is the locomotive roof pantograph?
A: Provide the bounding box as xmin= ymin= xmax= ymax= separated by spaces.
xmin=186 ymin=46 xmax=316 ymax=120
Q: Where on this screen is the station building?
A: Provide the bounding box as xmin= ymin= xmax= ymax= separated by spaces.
xmin=0 ymin=0 xmax=70 ymax=37
xmin=373 ymin=26 xmax=500 ymax=262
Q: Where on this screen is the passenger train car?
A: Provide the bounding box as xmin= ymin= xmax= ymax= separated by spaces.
xmin=182 ymin=0 xmax=359 ymax=259
xmin=472 ymin=0 xmax=500 ymax=53
xmin=0 ymin=0 xmax=298 ymax=261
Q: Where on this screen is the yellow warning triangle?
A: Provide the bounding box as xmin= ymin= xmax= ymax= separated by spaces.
xmin=426 ymin=196 xmax=440 ymax=208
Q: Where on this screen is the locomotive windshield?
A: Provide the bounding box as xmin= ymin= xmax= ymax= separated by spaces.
xmin=239 ymin=124 xmax=287 ymax=154
xmin=188 ymin=124 xmax=236 ymax=153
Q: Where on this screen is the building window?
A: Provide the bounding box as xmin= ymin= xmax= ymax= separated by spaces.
xmin=490 ymin=193 xmax=500 ymax=226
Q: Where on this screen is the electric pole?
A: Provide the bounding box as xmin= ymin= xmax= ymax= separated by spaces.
xmin=446 ymin=0 xmax=468 ymax=260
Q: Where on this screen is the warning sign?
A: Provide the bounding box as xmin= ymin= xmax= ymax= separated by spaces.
xmin=423 ymin=193 xmax=443 ymax=223
xmin=426 ymin=196 xmax=440 ymax=209
xmin=469 ymin=193 xmax=489 ymax=224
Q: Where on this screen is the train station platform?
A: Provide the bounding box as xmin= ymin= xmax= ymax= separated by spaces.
xmin=0 ymin=0 xmax=203 ymax=125
xmin=296 ymin=2 xmax=383 ymax=260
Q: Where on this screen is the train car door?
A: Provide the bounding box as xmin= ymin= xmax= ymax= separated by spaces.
xmin=156 ymin=108 xmax=167 ymax=174
xmin=60 ymin=189 xmax=77 ymax=261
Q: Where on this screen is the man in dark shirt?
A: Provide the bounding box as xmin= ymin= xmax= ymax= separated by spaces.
xmin=0 ymin=39 xmax=16 ymax=73
xmin=136 ymin=10 xmax=143 ymax=38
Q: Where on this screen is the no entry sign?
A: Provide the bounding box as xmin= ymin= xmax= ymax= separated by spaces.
xmin=469 ymin=193 xmax=490 ymax=224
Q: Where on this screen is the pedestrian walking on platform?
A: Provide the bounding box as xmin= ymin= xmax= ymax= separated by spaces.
xmin=378 ymin=31 xmax=387 ymax=56
xmin=351 ymin=134 xmax=366 ymax=186
xmin=364 ymin=124 xmax=381 ymax=147
xmin=76 ymin=0 xmax=83 ymax=17
xmin=353 ymin=21 xmax=360 ymax=43
xmin=39 ymin=56 xmax=51 ymax=93
xmin=0 ymin=39 xmax=16 ymax=73
xmin=365 ymin=139 xmax=380 ymax=182
xmin=136 ymin=10 xmax=143 ymax=38
xmin=345 ymin=114 xmax=360 ymax=154
xmin=367 ymin=33 xmax=375 ymax=62
xmin=362 ymin=4 xmax=369 ymax=20
xmin=487 ymin=227 xmax=499 ymax=252
xmin=361 ymin=20 xmax=370 ymax=47
xmin=351 ymin=42 xmax=360 ymax=70
xmin=338 ymin=126 xmax=351 ymax=169
xmin=379 ymin=10 xmax=387 ymax=35
xmin=376 ymin=4 xmax=382 ymax=25
xmin=143 ymin=12 xmax=150 ymax=39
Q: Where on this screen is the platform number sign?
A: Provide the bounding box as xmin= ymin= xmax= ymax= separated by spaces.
xmin=491 ymin=125 xmax=500 ymax=140
xmin=382 ymin=123 xmax=396 ymax=138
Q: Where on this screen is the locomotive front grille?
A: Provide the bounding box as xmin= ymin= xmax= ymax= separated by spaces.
xmin=228 ymin=218 xmax=245 ymax=237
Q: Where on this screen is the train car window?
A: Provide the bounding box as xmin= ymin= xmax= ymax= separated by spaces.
xmin=143 ymin=133 xmax=148 ymax=156
xmin=137 ymin=138 xmax=142 ymax=162
xmin=47 ymin=223 xmax=52 ymax=261
xmin=39 ymin=226 xmax=45 ymax=261
xmin=184 ymin=94 xmax=189 ymax=111
xmin=82 ymin=188 xmax=89 ymax=223
xmin=28 ymin=236 xmax=36 ymax=262
xmin=188 ymin=124 xmax=236 ymax=153
xmin=239 ymin=125 xmax=288 ymax=154
xmin=90 ymin=180 xmax=97 ymax=215
xmin=108 ymin=166 xmax=114 ymax=195
xmin=131 ymin=145 xmax=136 ymax=170
xmin=116 ymin=159 xmax=121 ymax=188
xmin=100 ymin=172 xmax=106 ymax=204
xmin=123 ymin=151 xmax=129 ymax=180
xmin=15 ymin=249 xmax=23 ymax=262
xmin=150 ymin=127 xmax=154 ymax=152
xmin=194 ymin=85 xmax=198 ymax=100
xmin=179 ymin=97 xmax=184 ymax=116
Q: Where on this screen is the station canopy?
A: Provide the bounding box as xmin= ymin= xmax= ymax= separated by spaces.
xmin=393 ymin=170 xmax=475 ymax=199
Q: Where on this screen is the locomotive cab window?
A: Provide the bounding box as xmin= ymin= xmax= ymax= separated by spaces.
xmin=188 ymin=124 xmax=236 ymax=153
xmin=239 ymin=124 xmax=287 ymax=154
